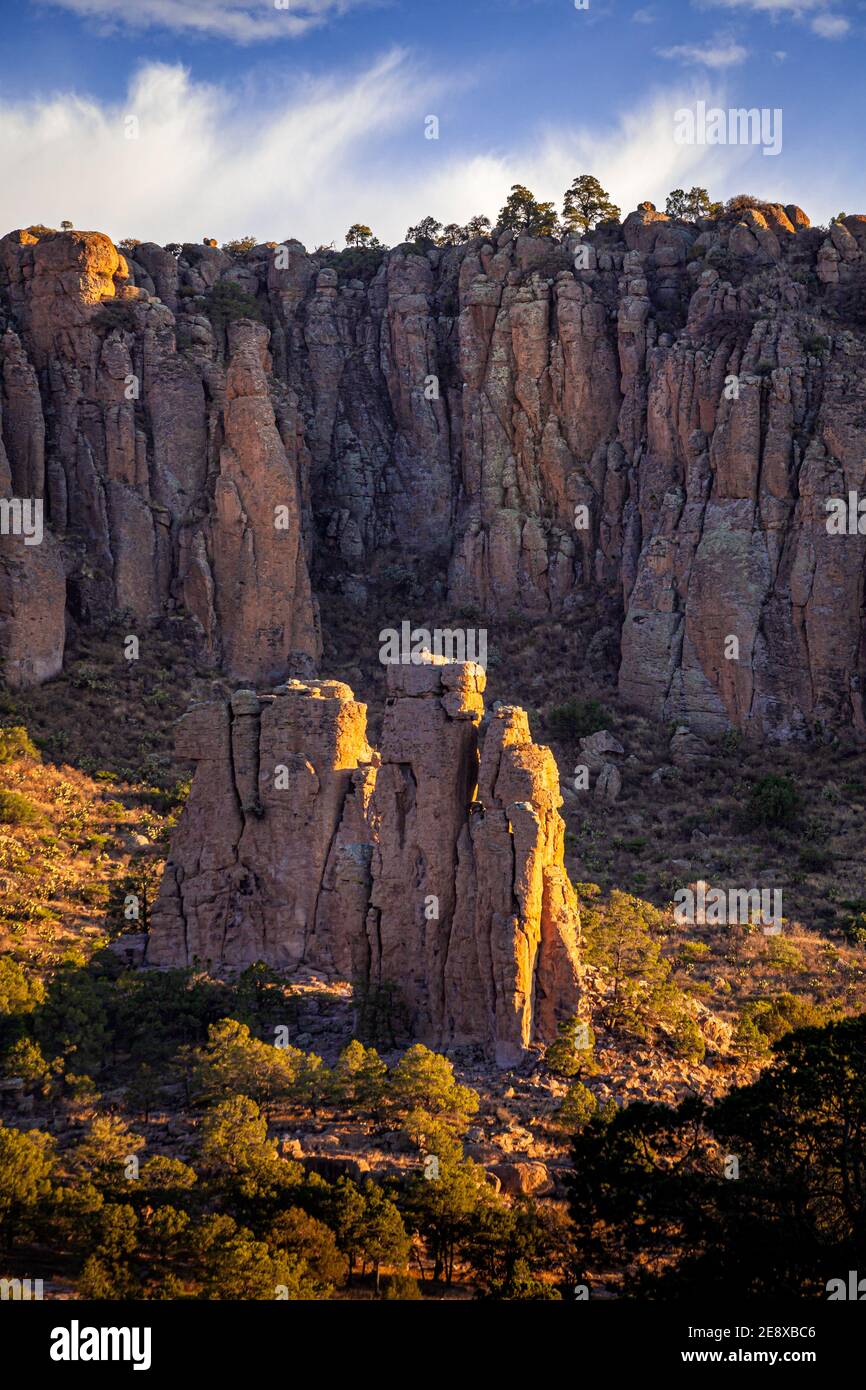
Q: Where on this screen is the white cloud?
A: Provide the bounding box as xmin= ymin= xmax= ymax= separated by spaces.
xmin=811 ymin=14 xmax=850 ymax=37
xmin=632 ymin=6 xmax=657 ymax=20
xmin=0 ymin=55 xmax=441 ymax=245
xmin=699 ymin=1 xmax=830 ymax=13
xmin=0 ymin=59 xmax=844 ymax=247
xmin=33 ymin=0 xmax=370 ymax=43
xmin=658 ymin=38 xmax=749 ymax=67
xmin=698 ymin=2 xmax=854 ymax=43
xmin=698 ymin=0 xmax=854 ymax=26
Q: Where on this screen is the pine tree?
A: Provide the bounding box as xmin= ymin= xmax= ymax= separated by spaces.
xmin=562 ymin=175 xmax=620 ymax=233
xmin=497 ymin=185 xmax=559 ymax=237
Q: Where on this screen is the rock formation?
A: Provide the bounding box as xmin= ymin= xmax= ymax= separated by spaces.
xmin=0 ymin=325 xmax=65 ymax=687
xmin=1 ymin=208 xmax=865 ymax=740
xmin=0 ymin=228 xmax=320 ymax=686
xmin=147 ymin=658 xmax=582 ymax=1064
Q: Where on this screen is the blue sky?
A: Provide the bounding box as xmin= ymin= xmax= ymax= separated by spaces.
xmin=0 ymin=0 xmax=863 ymax=246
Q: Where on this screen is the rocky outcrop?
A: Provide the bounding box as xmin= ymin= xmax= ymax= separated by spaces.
xmin=147 ymin=658 xmax=582 ymax=1063
xmin=1 ymin=207 xmax=865 ymax=741
xmin=0 ymin=227 xmax=319 ymax=681
xmin=147 ymin=679 xmax=373 ymax=971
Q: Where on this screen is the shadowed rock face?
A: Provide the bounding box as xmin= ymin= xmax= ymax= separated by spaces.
xmin=147 ymin=659 xmax=582 ymax=1063
xmin=0 ymin=326 xmax=65 ymax=687
xmin=0 ymin=228 xmax=321 ymax=685
xmin=1 ymin=208 xmax=865 ymax=739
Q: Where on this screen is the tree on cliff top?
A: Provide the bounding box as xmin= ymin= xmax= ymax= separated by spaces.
xmin=562 ymin=175 xmax=620 ymax=233
xmin=497 ymin=184 xmax=559 ymax=238
xmin=665 ymin=187 xmax=722 ymax=221
xmin=345 ymin=223 xmax=382 ymax=248
xmin=406 ymin=216 xmax=442 ymax=244
xmin=405 ymin=214 xmax=492 ymax=246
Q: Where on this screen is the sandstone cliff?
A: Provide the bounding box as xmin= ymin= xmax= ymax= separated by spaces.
xmin=146 ymin=659 xmax=582 ymax=1064
xmin=2 ymin=206 xmax=865 ymax=739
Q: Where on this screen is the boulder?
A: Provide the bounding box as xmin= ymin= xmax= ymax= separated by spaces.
xmin=488 ymin=1161 xmax=553 ymax=1197
xmin=578 ymin=730 xmax=625 ymax=774
xmin=594 ymin=762 xmax=622 ymax=801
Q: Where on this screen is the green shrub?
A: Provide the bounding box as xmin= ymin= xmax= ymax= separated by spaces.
xmin=799 ymin=844 xmax=832 ymax=872
xmin=317 ymin=244 xmax=386 ymax=284
xmin=221 ymin=236 xmax=257 ymax=257
xmin=382 ymin=1272 xmax=422 ymax=1300
xmin=724 ymin=194 xmax=772 ymax=217
xmin=546 ymin=698 xmax=611 ymax=740
xmin=718 ymin=728 xmax=742 ymax=758
xmin=744 ymin=774 xmax=800 ymax=829
xmin=0 ymin=791 xmax=40 ymax=826
xmin=748 ymin=993 xmax=826 ymax=1043
xmin=557 ymin=1080 xmax=598 ymax=1130
xmin=677 ymin=941 xmax=711 ymax=965
xmin=843 ymin=912 xmax=866 ymax=947
xmin=765 ymin=938 xmax=806 ymax=973
xmin=205 ymin=280 xmax=263 ymax=329
xmin=0 ymin=726 xmax=40 ymax=764
xmin=733 ymin=1010 xmax=771 ymax=1060
xmin=544 ymin=1017 xmax=596 ymax=1080
xmin=671 ymin=1013 xmax=706 ymax=1063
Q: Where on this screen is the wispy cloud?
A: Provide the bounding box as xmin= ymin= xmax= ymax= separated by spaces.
xmin=698 ymin=1 xmax=855 ymax=43
xmin=0 ymin=59 xmax=841 ymax=246
xmin=0 ymin=55 xmax=441 ymax=244
xmin=658 ymin=37 xmax=749 ymax=67
xmin=698 ymin=0 xmax=850 ymax=26
xmin=811 ymin=13 xmax=850 ymax=37
xmin=699 ymin=0 xmax=829 ymax=12
xmin=32 ymin=0 xmax=372 ymax=43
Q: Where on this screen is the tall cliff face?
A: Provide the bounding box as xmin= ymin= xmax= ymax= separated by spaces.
xmin=1 ymin=207 xmax=865 ymax=739
xmin=0 ymin=229 xmax=321 ymax=685
xmin=146 ymin=660 xmax=582 ymax=1065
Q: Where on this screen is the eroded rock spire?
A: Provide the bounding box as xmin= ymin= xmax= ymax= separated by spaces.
xmin=147 ymin=658 xmax=582 ymax=1063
